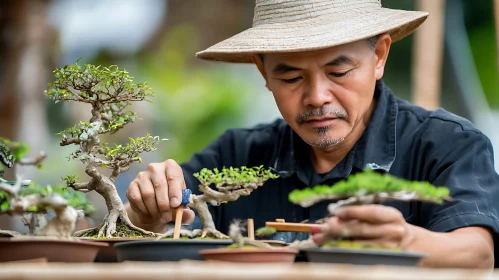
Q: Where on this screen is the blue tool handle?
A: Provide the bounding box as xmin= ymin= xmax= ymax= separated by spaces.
xmin=181 ymin=189 xmax=192 ymax=208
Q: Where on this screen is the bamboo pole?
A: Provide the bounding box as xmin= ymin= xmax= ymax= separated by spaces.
xmin=411 ymin=0 xmax=446 ymax=110
xmin=247 ymin=219 xmax=254 ymax=240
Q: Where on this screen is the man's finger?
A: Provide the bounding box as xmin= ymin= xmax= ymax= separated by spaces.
xmin=147 ymin=163 xmax=170 ymax=215
xmin=181 ymin=208 xmax=195 ymax=225
xmin=126 ymin=181 xmax=149 ymax=216
xmin=164 ymin=159 xmax=185 ymax=208
xmin=335 ymin=204 xmax=404 ymax=224
xmin=138 ymin=174 xmax=161 ymax=219
xmin=323 ymin=218 xmax=406 ymax=239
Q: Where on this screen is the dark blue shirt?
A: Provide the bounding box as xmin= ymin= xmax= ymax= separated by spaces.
xmin=181 ymin=79 xmax=499 ymax=259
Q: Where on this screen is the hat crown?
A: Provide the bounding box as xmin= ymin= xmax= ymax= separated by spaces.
xmin=253 ymin=0 xmax=382 ymax=27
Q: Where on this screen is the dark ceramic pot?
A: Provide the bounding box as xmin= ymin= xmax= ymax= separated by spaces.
xmin=114 ymin=239 xmax=233 ymax=261
xmin=80 ymin=237 xmax=156 ymax=262
xmin=303 ymin=247 xmax=425 ymax=266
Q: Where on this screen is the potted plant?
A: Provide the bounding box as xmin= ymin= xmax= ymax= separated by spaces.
xmin=287 ymin=169 xmax=451 ymax=266
xmin=0 ymin=138 xmax=105 ymax=262
xmin=44 ymin=60 xmax=166 ymax=261
xmin=114 ymin=165 xmax=279 ymax=261
xmin=199 ymin=220 xmax=298 ymax=263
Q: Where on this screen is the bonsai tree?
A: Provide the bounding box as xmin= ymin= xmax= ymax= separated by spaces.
xmin=161 ymin=166 xmax=278 ymax=239
xmin=226 ymin=220 xmax=273 ymax=249
xmin=45 ymin=60 xmax=166 ymax=238
xmin=0 ymin=139 xmax=91 ymax=238
xmin=288 ymin=169 xmax=450 ymax=249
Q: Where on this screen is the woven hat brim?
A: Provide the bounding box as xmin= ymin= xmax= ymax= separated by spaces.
xmin=196 ymin=8 xmax=428 ymax=63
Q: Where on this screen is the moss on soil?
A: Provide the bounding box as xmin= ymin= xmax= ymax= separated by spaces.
xmin=322 ymin=240 xmax=403 ymax=251
xmin=159 ymin=236 xmax=227 ymax=240
xmin=226 ymin=244 xmax=259 ymax=249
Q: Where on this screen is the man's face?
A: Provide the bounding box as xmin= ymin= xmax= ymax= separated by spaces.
xmin=254 ymin=35 xmax=390 ymax=149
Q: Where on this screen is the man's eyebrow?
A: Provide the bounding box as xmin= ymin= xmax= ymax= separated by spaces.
xmin=272 ymin=63 xmax=301 ymax=75
xmin=325 ymin=55 xmax=355 ymax=67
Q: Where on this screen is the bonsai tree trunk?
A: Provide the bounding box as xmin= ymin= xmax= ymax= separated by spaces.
xmin=72 ymin=166 xmax=154 ymax=238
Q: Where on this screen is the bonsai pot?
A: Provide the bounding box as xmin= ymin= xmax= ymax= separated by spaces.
xmin=0 ymin=237 xmax=108 ymax=262
xmin=302 ymin=247 xmax=425 ymax=266
xmin=80 ymin=237 xmax=157 ymax=262
xmin=114 ymin=239 xmax=233 ymax=262
xmin=200 ymin=247 xmax=298 ymax=263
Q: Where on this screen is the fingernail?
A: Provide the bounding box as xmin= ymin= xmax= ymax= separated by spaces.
xmin=311 ymin=225 xmax=322 ymax=235
xmin=170 ymin=197 xmax=179 ymax=208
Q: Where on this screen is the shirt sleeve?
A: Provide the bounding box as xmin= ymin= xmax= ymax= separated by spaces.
xmin=420 ymin=125 xmax=499 ymax=237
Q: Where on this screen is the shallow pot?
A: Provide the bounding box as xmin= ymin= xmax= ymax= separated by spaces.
xmin=115 ymin=239 xmax=233 ymax=262
xmin=200 ymin=247 xmax=298 ymax=263
xmin=303 ymin=247 xmax=425 ymax=266
xmin=80 ymin=237 xmax=156 ymax=262
xmin=0 ymin=237 xmax=108 ymax=262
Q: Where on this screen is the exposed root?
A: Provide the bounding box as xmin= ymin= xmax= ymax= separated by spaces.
xmin=287 ymin=238 xmax=317 ymax=249
xmin=156 ymin=228 xmax=194 ymax=240
xmin=73 ymin=213 xmax=158 ymax=238
xmin=193 ymin=227 xmax=229 ymax=239
xmin=73 ymin=227 xmax=98 ymax=238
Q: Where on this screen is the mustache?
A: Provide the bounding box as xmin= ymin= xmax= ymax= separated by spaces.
xmin=295 ymin=107 xmax=348 ymax=125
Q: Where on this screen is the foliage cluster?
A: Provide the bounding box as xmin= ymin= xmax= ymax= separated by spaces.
xmin=289 ymin=169 xmax=450 ymax=205
xmin=194 ymin=166 xmax=279 ymax=187
xmin=0 ymin=183 xmax=93 ymax=214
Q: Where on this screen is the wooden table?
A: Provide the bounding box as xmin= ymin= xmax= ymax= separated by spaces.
xmin=0 ymin=261 xmax=497 ymax=280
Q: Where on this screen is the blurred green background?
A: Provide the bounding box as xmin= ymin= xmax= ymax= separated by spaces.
xmin=0 ymin=0 xmax=497 ymax=230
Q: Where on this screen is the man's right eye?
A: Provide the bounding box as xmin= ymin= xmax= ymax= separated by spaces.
xmin=282 ymin=77 xmax=302 ymax=83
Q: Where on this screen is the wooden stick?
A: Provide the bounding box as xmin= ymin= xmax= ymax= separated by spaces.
xmin=265 ymin=222 xmax=317 ymax=233
xmin=173 ymin=208 xmax=183 ymax=239
xmin=247 ymin=219 xmax=254 ymax=240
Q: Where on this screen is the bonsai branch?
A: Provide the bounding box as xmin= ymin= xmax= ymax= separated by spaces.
xmin=18 ymin=151 xmax=47 ymax=166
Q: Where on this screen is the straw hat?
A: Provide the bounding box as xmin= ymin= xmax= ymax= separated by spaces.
xmin=196 ymin=0 xmax=428 ymax=63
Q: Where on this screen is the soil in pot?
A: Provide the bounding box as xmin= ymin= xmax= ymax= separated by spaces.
xmin=0 ymin=237 xmax=108 ymax=262
xmin=303 ymin=241 xmax=425 ymax=266
xmin=200 ymin=247 xmax=298 ymax=263
xmin=114 ymin=239 xmax=233 ymax=262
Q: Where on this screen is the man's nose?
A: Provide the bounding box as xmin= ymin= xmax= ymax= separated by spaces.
xmin=303 ymin=76 xmax=334 ymax=108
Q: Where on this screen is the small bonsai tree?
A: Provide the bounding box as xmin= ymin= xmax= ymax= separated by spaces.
xmin=0 ymin=139 xmax=91 ymax=238
xmin=225 ymin=220 xmax=274 ymax=249
xmin=288 ymin=169 xmax=450 ymax=249
xmin=161 ymin=166 xmax=278 ymax=239
xmin=45 ymin=60 xmax=166 ymax=238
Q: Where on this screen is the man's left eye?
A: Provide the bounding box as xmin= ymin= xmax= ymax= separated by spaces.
xmin=329 ymin=71 xmax=350 ymax=78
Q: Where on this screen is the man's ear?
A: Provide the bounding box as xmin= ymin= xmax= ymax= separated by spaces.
xmin=373 ymin=33 xmax=392 ymax=80
xmin=251 ymin=54 xmax=270 ymax=90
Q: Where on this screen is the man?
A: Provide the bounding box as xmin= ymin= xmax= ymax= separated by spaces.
xmin=125 ymin=0 xmax=499 ymax=268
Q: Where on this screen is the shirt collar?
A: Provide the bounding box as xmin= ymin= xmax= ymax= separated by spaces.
xmin=271 ymin=79 xmax=398 ymax=179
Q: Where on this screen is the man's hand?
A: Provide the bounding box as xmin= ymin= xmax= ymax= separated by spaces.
xmin=312 ymin=204 xmax=494 ymax=269
xmin=125 ymin=159 xmax=195 ymax=231
xmin=312 ymin=205 xmax=414 ymax=249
